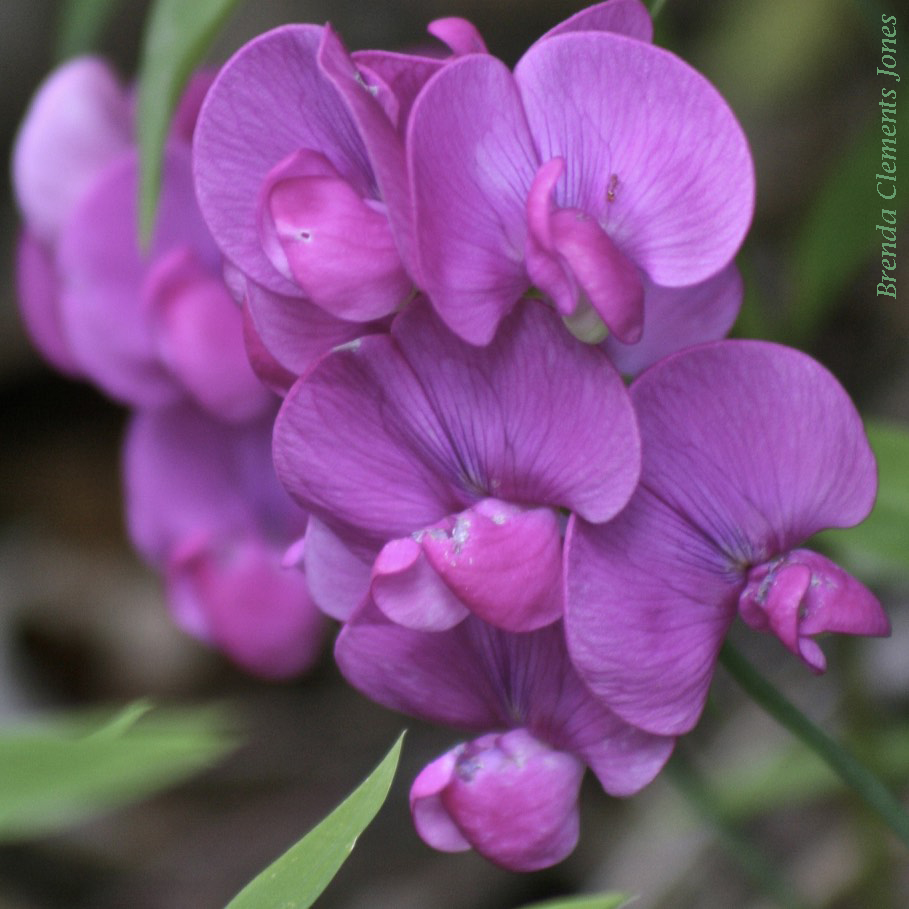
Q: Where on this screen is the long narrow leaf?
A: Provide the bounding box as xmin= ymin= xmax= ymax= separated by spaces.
xmin=136 ymin=0 xmax=244 ymax=245
xmin=516 ymin=895 xmax=635 ymax=909
xmin=226 ymin=732 xmax=405 ymax=909
xmin=0 ymin=702 xmax=239 ymax=841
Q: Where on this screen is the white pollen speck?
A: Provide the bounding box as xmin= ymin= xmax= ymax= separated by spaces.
xmin=491 ymin=513 xmax=507 ymax=525
xmin=332 ymin=337 xmax=363 ymax=353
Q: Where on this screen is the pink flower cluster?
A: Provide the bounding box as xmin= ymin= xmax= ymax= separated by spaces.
xmin=13 ymin=59 xmax=325 ymax=678
xmin=13 ymin=0 xmax=890 ymax=872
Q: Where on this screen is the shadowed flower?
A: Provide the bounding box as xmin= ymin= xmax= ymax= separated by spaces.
xmin=565 ymin=341 xmax=890 ymax=736
xmin=274 ymin=298 xmax=640 ymax=632
xmin=336 ymin=606 xmax=674 ymax=870
xmin=12 ymin=58 xmax=270 ymax=420
xmin=125 ymin=403 xmax=325 ymax=678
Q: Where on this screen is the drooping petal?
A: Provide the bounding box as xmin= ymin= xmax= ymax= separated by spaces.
xmin=193 ymin=25 xmax=373 ymax=295
xmin=143 ymin=248 xmax=271 ymax=422
xmin=738 ymin=549 xmax=890 ymax=672
xmin=408 ymin=54 xmax=538 ymax=343
xmin=57 ymin=144 xmax=215 ymax=408
xmin=411 ymin=730 xmax=584 ymax=871
xmin=15 ymin=232 xmax=81 ymax=376
xmin=167 ymin=534 xmax=325 ymax=678
xmin=604 ymin=263 xmax=743 ymax=376
xmin=335 ymin=604 xmax=502 ymax=729
xmin=539 ymin=0 xmax=653 ymax=42
xmin=13 ymin=57 xmax=131 ymax=243
xmin=515 ymin=32 xmax=754 ymax=287
xmin=371 ymin=537 xmax=469 ymax=630
xmin=419 ymin=499 xmax=563 ymax=631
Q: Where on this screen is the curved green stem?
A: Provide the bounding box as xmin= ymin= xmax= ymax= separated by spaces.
xmin=719 ymin=642 xmax=909 ymax=848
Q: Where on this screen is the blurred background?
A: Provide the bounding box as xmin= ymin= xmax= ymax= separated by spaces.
xmin=0 ymin=0 xmax=906 ymax=906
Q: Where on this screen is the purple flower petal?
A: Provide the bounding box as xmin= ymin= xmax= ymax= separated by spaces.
xmin=13 ymin=57 xmax=131 ymax=244
xmin=274 ymin=330 xmax=458 ymax=539
xmin=739 ymin=549 xmax=889 ymax=672
xmin=319 ymin=27 xmax=419 ymax=280
xmin=336 ymin=609 xmax=672 ymax=795
xmin=410 ymin=730 xmax=583 ymax=871
xmin=426 ymin=17 xmax=489 ymax=55
xmin=124 ymin=403 xmax=304 ymax=564
xmin=167 ymin=535 xmax=325 ymax=678
xmin=408 ymin=54 xmax=538 ymax=343
xmin=539 ymin=0 xmax=653 ymax=42
xmin=57 ymin=143 xmax=215 ymax=408
xmin=143 ymin=248 xmax=271 ymax=422
xmin=565 ymin=503 xmax=738 ymax=736
xmin=566 ymin=341 xmax=879 ymax=735
xmin=260 ymin=151 xmax=410 ymax=320
xmin=299 ymin=518 xmax=378 ymax=621
xmin=526 ymin=157 xmax=644 ymax=341
xmin=515 ymin=32 xmax=754 ymax=288
xmin=389 ymin=300 xmax=640 ymax=524
xmin=351 ymin=49 xmax=443 ymax=133
xmin=15 ymin=232 xmax=82 ymax=377
xmin=604 ymin=263 xmax=743 ymax=376
xmin=371 ymin=537 xmax=469 ymax=630
xmin=244 ymin=279 xmax=377 ymax=385
xmin=409 ymin=749 xmax=470 ymax=852
xmin=274 ymin=300 xmax=640 ymax=542
xmin=629 ymin=342 xmax=877 ymax=555
xmin=419 ymin=500 xmax=563 ymax=631
xmin=193 ymin=25 xmax=373 ymax=295
xmin=241 ymin=297 xmax=298 ymax=395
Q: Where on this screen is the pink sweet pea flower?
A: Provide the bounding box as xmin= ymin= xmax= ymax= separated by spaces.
xmin=125 ymin=402 xmax=325 ymax=678
xmin=336 ymin=606 xmax=673 ymax=870
xmin=408 ymin=26 xmax=754 ymax=346
xmin=193 ymin=25 xmax=417 ymax=326
xmin=12 ymin=58 xmax=270 ymax=421
xmin=274 ymin=298 xmax=640 ymax=632
xmin=565 ymin=341 xmax=890 ymax=736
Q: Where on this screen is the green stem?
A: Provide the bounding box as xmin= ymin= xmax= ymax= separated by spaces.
xmin=666 ymin=750 xmax=809 ymax=909
xmin=649 ymin=0 xmax=669 ymax=20
xmin=719 ymin=642 xmax=909 ymax=849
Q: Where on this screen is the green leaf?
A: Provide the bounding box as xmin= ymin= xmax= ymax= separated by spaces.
xmin=516 ymin=895 xmax=635 ymax=909
xmin=0 ymin=702 xmax=240 ymax=841
xmin=817 ymin=421 xmax=909 ymax=582
xmin=55 ymin=0 xmax=126 ymax=61
xmin=226 ymin=732 xmax=405 ymax=909
xmin=136 ymin=0 xmax=244 ymax=246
